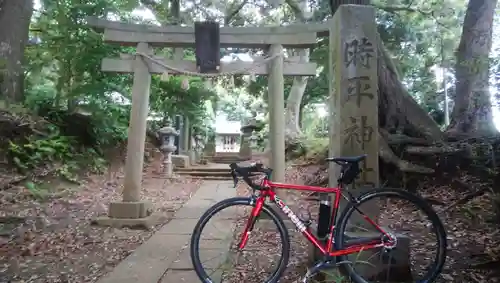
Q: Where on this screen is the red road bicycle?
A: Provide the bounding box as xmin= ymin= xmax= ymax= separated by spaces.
xmin=190 ymin=155 xmax=447 ymax=283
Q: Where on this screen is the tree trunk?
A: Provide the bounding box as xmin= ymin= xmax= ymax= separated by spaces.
xmin=377 ymin=37 xmax=444 ymax=142
xmin=0 ymin=0 xmax=34 ymax=104
xmin=376 ymin=33 xmax=444 ymax=173
xmin=447 ymin=0 xmax=498 ymax=138
xmin=285 ymin=49 xmax=309 ymax=141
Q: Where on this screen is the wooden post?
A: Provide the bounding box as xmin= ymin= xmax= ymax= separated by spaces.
xmin=95 ymin=42 xmax=155 ymax=229
xmin=267 ymin=44 xmax=285 ymax=182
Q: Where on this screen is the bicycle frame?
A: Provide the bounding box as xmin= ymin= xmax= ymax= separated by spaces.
xmin=237 ymin=179 xmax=391 ymax=257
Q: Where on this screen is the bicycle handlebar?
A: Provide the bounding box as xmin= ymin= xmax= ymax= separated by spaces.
xmin=229 ymin=162 xmax=273 ymax=189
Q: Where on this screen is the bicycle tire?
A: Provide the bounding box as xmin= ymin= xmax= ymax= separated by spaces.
xmin=190 ymin=197 xmax=291 ymax=283
xmin=334 ymin=188 xmax=447 ymax=283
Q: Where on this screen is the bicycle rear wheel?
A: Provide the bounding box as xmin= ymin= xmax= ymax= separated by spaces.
xmin=334 ymin=188 xmax=447 ymax=283
xmin=190 ymin=197 xmax=290 ymax=283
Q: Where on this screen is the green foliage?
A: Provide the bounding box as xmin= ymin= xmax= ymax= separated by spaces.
xmin=7 ymin=125 xmax=106 ymax=179
xmin=23 ymin=181 xmax=49 ymax=200
xmin=9 ymin=0 xmax=493 ymax=189
xmin=150 ymin=76 xmax=216 ymax=130
xmin=8 ymin=134 xmax=75 ymax=171
xmin=7 ymin=0 xmax=216 ymax=187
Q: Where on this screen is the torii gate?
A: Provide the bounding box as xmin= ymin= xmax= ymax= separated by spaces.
xmin=86 ymin=17 xmax=317 ymax=227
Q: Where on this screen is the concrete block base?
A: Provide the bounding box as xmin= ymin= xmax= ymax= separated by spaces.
xmin=109 ymin=201 xmax=153 ymax=218
xmin=93 ymin=214 xmax=164 ymax=230
xmin=346 ymin=232 xmax=412 ymax=282
xmin=171 ymin=154 xmax=190 ymax=168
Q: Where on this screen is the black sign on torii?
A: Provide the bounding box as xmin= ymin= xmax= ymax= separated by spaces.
xmin=194 ymin=21 xmax=221 ymax=73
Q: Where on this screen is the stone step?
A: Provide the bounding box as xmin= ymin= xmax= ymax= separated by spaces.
xmin=209 ymin=160 xmax=241 ymax=164
xmin=177 ymin=171 xmax=232 ymax=177
xmin=210 ymin=158 xmax=250 ymax=164
xmin=175 ymin=167 xmax=231 ymax=172
xmin=188 ymin=176 xmax=233 ymax=180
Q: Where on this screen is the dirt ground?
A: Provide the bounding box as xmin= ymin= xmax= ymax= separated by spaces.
xmin=0 ymin=153 xmax=202 ymax=283
xmin=1 ymin=150 xmax=499 ymax=283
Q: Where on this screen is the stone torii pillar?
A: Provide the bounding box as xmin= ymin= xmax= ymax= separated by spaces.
xmin=96 ymin=42 xmax=156 ymax=228
xmin=268 ymin=44 xmax=285 ymax=182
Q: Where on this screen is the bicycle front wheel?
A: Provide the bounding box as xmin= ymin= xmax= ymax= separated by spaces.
xmin=190 ymin=197 xmax=290 ymax=283
xmin=334 ymin=188 xmax=447 ymax=283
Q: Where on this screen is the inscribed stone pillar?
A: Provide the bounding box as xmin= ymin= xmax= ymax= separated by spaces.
xmin=329 ymin=4 xmax=379 ymax=191
xmin=267 ymin=44 xmax=285 ymax=182
xmin=327 ymin=5 xmax=411 ymax=280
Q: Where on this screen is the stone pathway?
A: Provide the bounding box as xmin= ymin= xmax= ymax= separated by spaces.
xmin=96 ymin=180 xmax=236 ymax=283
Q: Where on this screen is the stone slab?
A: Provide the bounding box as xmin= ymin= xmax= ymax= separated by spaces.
xmin=182 ymin=197 xmax=218 ymax=208
xmin=198 ymin=238 xmax=233 ymax=250
xmin=98 ymin=181 xmax=237 ymax=283
xmin=173 ymin=206 xmax=209 ymax=219
xmin=96 ymin=234 xmax=188 ymax=283
xmin=93 ymin=214 xmax=164 ymax=230
xmin=172 ymin=155 xmax=190 ymax=168
xmin=160 ymin=270 xmax=204 ymax=283
xmin=157 ymin=218 xmax=200 ymax=235
xmin=171 ymin=247 xmax=230 ymax=270
xmin=189 ymin=187 xmax=234 ymax=202
xmin=108 ymin=201 xmax=153 ymax=218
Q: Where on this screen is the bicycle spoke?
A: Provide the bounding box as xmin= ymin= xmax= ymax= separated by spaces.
xmin=191 ymin=198 xmax=289 ymax=283
xmin=335 ymin=189 xmax=447 ymax=283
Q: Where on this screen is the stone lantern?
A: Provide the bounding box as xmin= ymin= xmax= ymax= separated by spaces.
xmin=193 ymin=134 xmax=203 ymax=163
xmin=158 ymin=124 xmax=179 ymax=178
xmin=249 ymin=134 xmax=259 ymax=150
xmin=239 ymin=116 xmax=259 ymax=159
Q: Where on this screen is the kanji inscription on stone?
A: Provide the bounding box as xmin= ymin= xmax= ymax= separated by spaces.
xmin=344 ymin=37 xmax=375 ymax=69
xmin=343 ymin=116 xmax=374 ymax=150
xmin=346 ymin=76 xmax=374 ymax=107
xmin=357 ymin=161 xmax=375 ymax=187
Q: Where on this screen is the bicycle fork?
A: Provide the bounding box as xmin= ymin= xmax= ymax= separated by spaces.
xmin=237 ymin=197 xmax=265 ymax=249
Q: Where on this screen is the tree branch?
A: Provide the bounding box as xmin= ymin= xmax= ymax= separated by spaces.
xmin=284 ymin=0 xmax=305 ymax=21
xmin=373 ymin=3 xmax=451 ymax=30
xmin=224 ymin=0 xmax=250 ymax=25
xmin=140 ymin=0 xmax=164 ymax=23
